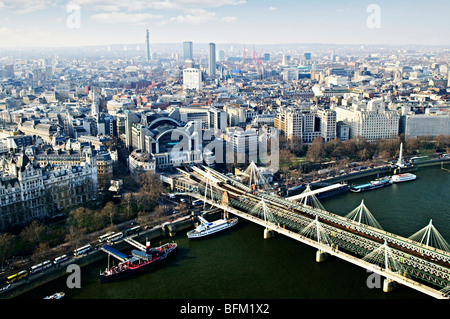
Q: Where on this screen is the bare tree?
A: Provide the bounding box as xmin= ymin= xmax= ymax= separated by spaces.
xmin=0 ymin=233 xmax=15 ymax=269
xmin=122 ymin=192 xmax=135 ymax=219
xmin=306 ymin=137 xmax=325 ymax=162
xmin=20 ymin=220 xmax=47 ymax=251
xmin=138 ymin=171 xmax=165 ymax=212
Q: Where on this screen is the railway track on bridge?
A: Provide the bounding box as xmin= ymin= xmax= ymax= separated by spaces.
xmin=176 ymin=166 xmax=450 ymax=297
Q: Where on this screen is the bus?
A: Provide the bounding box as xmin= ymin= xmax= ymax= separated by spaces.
xmin=192 ymin=199 xmax=204 ymax=206
xmin=6 ymin=270 xmax=28 ymax=284
xmin=53 ymin=255 xmax=68 ymax=265
xmin=107 ymin=232 xmax=123 ymax=243
xmin=99 ymin=232 xmax=115 ymax=243
xmin=30 ymin=260 xmax=52 ymax=274
xmin=124 ymin=226 xmax=140 ymax=237
xmin=73 ymin=244 xmax=92 ymax=256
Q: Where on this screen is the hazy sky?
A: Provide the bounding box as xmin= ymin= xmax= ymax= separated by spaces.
xmin=0 ymin=0 xmax=449 ymax=48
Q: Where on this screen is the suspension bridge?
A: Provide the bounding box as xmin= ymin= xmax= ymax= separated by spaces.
xmin=172 ymin=163 xmax=450 ymax=299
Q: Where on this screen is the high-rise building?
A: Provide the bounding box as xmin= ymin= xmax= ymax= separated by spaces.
xmin=218 ymin=50 xmax=225 ymax=62
xmin=233 ymin=128 xmax=258 ymax=163
xmin=4 ymin=65 xmax=14 ymax=78
xmin=304 ymin=52 xmax=311 ymax=61
xmin=208 ymin=43 xmax=216 ymax=77
xmin=183 ymin=41 xmax=193 ymax=60
xmin=146 ymin=29 xmax=150 ymax=62
xmin=183 ymin=68 xmax=202 ymax=91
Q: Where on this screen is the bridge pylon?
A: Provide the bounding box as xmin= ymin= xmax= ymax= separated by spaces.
xmin=299 ymin=216 xmax=333 ymax=262
xmin=345 ymin=200 xmax=383 ymax=230
xmin=249 ymin=198 xmax=277 ymax=239
xmin=202 ymin=170 xmax=215 ymax=210
xmin=298 ymin=184 xmax=325 ymax=210
xmin=242 ymin=161 xmax=269 ymax=190
xmin=409 ymin=219 xmax=450 ymax=252
xmin=362 ymin=240 xmax=409 ymax=292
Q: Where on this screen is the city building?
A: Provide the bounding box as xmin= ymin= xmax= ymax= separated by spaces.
xmin=183 ymin=41 xmax=193 ymax=61
xmin=332 ymin=98 xmax=399 ymax=141
xmin=232 ymin=128 xmax=258 ymax=163
xmin=183 ymin=68 xmax=202 ymax=91
xmin=208 ymin=43 xmax=216 ymax=77
xmin=401 ymin=113 xmax=450 ymax=137
xmin=0 ymin=151 xmax=97 ymax=231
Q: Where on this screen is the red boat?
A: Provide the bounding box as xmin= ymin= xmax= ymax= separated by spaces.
xmin=100 ymin=242 xmax=177 ymax=283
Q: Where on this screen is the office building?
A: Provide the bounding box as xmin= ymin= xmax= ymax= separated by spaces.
xmin=146 ymin=29 xmax=151 ymax=62
xmin=208 ymin=43 xmax=216 ymax=77
xmin=332 ymin=99 xmax=399 ymax=141
xmin=232 ymin=128 xmax=258 ymax=163
xmin=183 ymin=68 xmax=202 ymax=91
xmin=183 ymin=41 xmax=193 ymax=60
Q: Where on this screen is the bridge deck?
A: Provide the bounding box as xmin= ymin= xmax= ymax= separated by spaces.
xmin=176 ymin=166 xmax=450 ymax=299
xmin=186 ymin=192 xmax=449 ymax=300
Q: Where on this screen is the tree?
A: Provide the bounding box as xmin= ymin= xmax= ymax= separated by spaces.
xmin=435 ymin=135 xmax=450 ymax=152
xmin=306 ymin=137 xmax=325 ymax=162
xmin=102 ymin=201 xmax=118 ymax=226
xmin=20 ymin=220 xmax=47 ymax=251
xmin=324 ymin=138 xmax=342 ymax=158
xmin=31 ymin=242 xmax=50 ymax=264
xmin=0 ymin=233 xmax=15 ymax=269
xmin=67 ymin=207 xmax=95 ymax=232
xmin=279 ymin=148 xmax=297 ymax=173
xmin=122 ymin=193 xmax=135 ymax=219
xmin=67 ymin=225 xmax=87 ymax=251
xmin=138 ymin=171 xmax=165 ymax=212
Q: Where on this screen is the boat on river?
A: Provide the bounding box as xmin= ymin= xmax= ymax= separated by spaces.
xmin=391 ymin=173 xmax=416 ymax=183
xmin=187 ymin=214 xmax=238 ymax=239
xmin=99 ymin=242 xmax=177 ymax=283
xmin=350 ymin=176 xmax=392 ymax=193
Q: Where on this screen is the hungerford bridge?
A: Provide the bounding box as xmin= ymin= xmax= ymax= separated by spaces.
xmin=172 ymin=163 xmax=450 ymax=299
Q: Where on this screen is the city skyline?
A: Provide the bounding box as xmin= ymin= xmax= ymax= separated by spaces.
xmin=0 ymin=0 xmax=449 ymax=48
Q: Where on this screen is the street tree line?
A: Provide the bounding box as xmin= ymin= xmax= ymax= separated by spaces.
xmin=277 ymin=134 xmax=450 ymax=175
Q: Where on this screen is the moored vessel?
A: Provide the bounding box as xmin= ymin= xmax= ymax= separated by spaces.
xmin=350 ymin=176 xmax=392 ymax=193
xmin=390 ymin=173 xmax=416 ymax=183
xmin=99 ymin=241 xmax=177 ymax=283
xmin=187 ymin=214 xmax=238 ymax=239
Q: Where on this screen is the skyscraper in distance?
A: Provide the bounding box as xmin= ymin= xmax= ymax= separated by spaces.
xmin=208 ymin=42 xmax=216 ymax=77
xmin=146 ymin=29 xmax=150 ymax=62
xmin=183 ymin=41 xmax=193 ymax=60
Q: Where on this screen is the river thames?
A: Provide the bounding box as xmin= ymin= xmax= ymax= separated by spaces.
xmin=17 ymin=165 xmax=450 ymax=299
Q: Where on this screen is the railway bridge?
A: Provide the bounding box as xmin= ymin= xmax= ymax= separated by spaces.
xmin=172 ymin=164 xmax=450 ymax=299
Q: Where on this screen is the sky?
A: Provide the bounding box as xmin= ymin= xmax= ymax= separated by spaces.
xmin=0 ymin=0 xmax=449 ymax=48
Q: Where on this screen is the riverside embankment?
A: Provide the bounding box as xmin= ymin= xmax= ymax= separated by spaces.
xmin=0 ymin=214 xmax=197 ymax=299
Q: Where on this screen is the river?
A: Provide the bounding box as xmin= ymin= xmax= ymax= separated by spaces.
xmin=16 ymin=166 xmax=450 ymax=300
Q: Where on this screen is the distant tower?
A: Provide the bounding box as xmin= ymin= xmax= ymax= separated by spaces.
xmin=146 ymin=28 xmax=150 ymax=62
xmin=91 ymin=92 xmax=99 ymax=116
xmin=183 ymin=41 xmax=193 ymax=60
xmin=208 ymin=42 xmax=216 ymax=77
